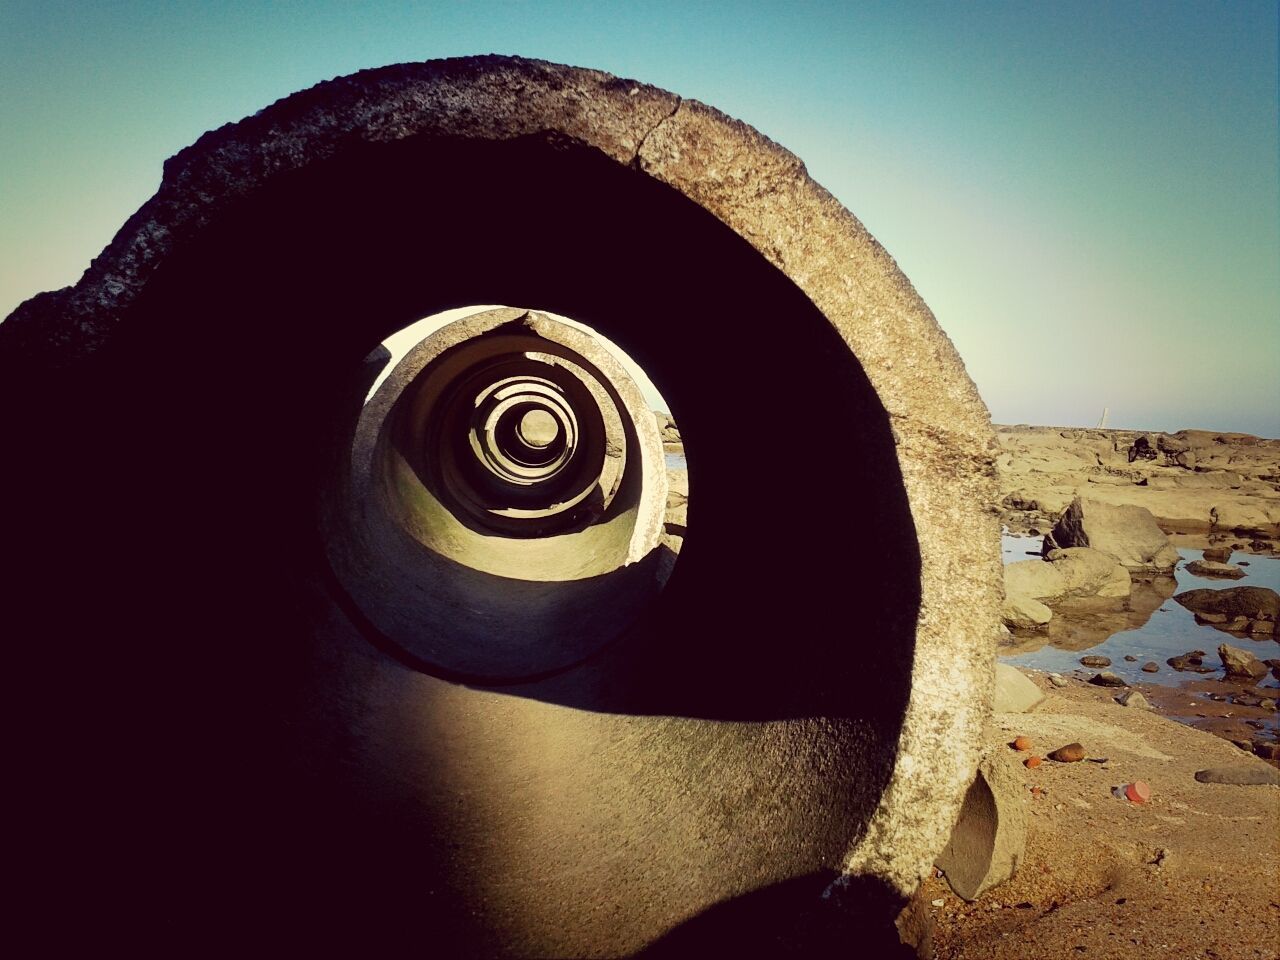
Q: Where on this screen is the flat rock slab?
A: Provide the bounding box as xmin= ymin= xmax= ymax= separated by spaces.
xmin=1194 ymin=766 xmax=1280 ymax=786
xmin=1174 ymin=585 xmax=1280 ymax=620
xmin=1184 ymin=559 xmax=1245 ymax=579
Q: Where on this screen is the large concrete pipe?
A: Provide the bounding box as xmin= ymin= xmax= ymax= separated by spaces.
xmin=1 ymin=57 xmax=1000 ymax=954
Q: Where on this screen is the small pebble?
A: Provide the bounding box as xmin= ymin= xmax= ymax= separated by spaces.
xmin=1048 ymin=673 xmax=1069 ymax=688
xmin=1025 ymin=755 xmax=1042 ymax=768
xmin=1080 ymin=655 xmax=1111 ymax=667
xmin=1116 ymin=690 xmax=1150 ymax=710
xmin=931 ymin=898 xmax=944 ymax=907
xmin=1013 ymin=736 xmax=1033 ymax=751
xmin=1089 ymin=671 xmax=1128 ymax=688
xmin=1048 ymin=742 xmax=1085 ymax=763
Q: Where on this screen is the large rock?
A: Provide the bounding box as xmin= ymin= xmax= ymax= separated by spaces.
xmin=1211 ymin=500 xmax=1280 ymax=536
xmin=1174 ymin=586 xmax=1280 ymax=637
xmin=1045 ymin=498 xmax=1180 ymax=575
xmin=1004 ymin=547 xmax=1130 ymax=603
xmin=1128 ymin=435 xmax=1157 ymax=462
xmin=1004 ymin=558 xmax=1067 ymax=601
xmin=1157 ymin=434 xmax=1196 ymax=469
xmin=1001 ymin=593 xmax=1052 ymax=631
xmin=1217 ymin=643 xmax=1269 ymax=680
xmin=993 ymin=663 xmax=1045 ymax=713
xmin=653 ymin=410 xmax=682 ymax=444
xmin=1044 ymin=548 xmax=1131 ymax=598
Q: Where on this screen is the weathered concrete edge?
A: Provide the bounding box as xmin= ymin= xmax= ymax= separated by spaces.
xmin=0 ymin=56 xmax=680 ymax=365
xmin=637 ymin=98 xmax=1000 ymax=894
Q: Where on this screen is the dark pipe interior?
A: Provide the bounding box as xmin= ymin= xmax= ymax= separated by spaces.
xmin=6 ymin=131 xmax=921 ymax=948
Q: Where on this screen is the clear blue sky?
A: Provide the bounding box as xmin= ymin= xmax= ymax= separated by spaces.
xmin=3 ymin=1 xmax=1277 ymax=434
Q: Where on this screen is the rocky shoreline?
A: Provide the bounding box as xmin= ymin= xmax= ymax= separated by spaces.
xmin=997 ymin=425 xmax=1280 ymax=547
xmin=657 ymin=411 xmax=1279 ymax=956
xmin=995 ymin=426 xmax=1280 ymax=775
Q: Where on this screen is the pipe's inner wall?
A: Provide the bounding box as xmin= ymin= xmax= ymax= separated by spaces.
xmin=328 ymin=308 xmax=669 ymax=681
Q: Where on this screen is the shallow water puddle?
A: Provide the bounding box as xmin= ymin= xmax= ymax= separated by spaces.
xmin=999 ymin=533 xmax=1279 ymax=693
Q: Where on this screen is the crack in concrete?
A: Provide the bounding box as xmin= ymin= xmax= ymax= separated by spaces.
xmin=631 ymin=97 xmax=683 ymax=170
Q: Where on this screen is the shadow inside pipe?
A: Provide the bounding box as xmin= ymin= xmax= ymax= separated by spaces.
xmin=635 ymin=872 xmax=916 ymax=958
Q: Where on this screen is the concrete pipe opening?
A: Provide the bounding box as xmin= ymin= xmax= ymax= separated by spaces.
xmin=0 ymin=57 xmax=1000 ymax=955
xmin=328 ymin=307 xmax=671 ymax=681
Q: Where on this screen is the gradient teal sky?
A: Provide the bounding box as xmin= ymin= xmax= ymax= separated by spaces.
xmin=3 ymin=1 xmax=1277 ymax=434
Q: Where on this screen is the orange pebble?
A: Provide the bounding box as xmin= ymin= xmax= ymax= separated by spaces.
xmin=1024 ymin=756 xmax=1042 ymax=768
xmin=1013 ymin=736 xmax=1033 ymax=751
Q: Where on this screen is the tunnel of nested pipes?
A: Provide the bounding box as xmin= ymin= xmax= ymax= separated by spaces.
xmin=328 ymin=306 xmax=670 ymax=682
xmin=106 ymin=129 xmax=922 ymax=723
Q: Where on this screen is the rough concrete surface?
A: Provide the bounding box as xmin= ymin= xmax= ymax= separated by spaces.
xmin=1046 ymin=498 xmax=1181 ymax=576
xmin=936 ymin=743 xmax=1028 ymax=902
